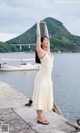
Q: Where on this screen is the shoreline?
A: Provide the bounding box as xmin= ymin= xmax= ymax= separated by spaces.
xmin=0 ymin=51 xmax=80 ymax=54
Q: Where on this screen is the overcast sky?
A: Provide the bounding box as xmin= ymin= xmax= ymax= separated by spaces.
xmin=0 ymin=0 xmax=80 ymax=42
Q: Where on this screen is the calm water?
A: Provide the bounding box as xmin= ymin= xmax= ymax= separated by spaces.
xmin=0 ymin=52 xmax=80 ymax=122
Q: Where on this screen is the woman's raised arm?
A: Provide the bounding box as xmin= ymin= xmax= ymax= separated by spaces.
xmin=44 ymin=22 xmax=49 ymax=39
xmin=40 ymin=21 xmax=50 ymax=50
xmin=36 ymin=22 xmax=41 ymax=51
xmin=40 ymin=21 xmax=49 ymax=39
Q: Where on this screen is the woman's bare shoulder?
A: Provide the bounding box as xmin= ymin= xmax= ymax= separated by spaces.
xmin=36 ymin=48 xmax=46 ymax=59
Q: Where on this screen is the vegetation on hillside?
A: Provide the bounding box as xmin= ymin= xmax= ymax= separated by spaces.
xmin=0 ymin=17 xmax=80 ymax=52
xmin=0 ymin=42 xmax=19 ymax=53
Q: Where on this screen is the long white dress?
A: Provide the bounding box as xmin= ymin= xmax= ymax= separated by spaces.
xmin=32 ymin=52 xmax=54 ymax=112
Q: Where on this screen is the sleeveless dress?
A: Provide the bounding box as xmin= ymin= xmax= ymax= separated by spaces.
xmin=32 ymin=52 xmax=54 ymax=112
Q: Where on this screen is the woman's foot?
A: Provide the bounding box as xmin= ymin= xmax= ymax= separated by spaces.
xmin=37 ymin=116 xmax=48 ymax=122
xmin=37 ymin=118 xmax=49 ymax=125
xmin=37 ymin=116 xmax=49 ymax=125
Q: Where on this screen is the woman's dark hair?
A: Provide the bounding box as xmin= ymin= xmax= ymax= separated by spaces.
xmin=35 ymin=36 xmax=48 ymax=64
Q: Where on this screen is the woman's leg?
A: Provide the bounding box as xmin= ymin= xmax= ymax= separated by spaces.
xmin=36 ymin=110 xmax=49 ymax=124
xmin=36 ymin=110 xmax=43 ymax=120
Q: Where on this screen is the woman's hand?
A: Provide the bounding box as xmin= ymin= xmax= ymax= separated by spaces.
xmin=40 ymin=21 xmax=46 ymax=25
xmin=36 ymin=22 xmax=40 ymax=25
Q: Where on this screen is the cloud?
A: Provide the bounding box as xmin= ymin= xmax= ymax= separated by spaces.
xmin=0 ymin=0 xmax=80 ymax=41
xmin=0 ymin=33 xmax=19 ymax=42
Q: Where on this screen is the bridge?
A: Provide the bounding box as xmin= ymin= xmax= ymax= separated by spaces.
xmin=9 ymin=44 xmax=35 ymax=50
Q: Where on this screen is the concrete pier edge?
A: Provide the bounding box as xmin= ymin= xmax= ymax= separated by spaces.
xmin=0 ymin=81 xmax=80 ymax=133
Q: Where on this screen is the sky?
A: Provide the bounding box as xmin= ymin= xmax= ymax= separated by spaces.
xmin=0 ymin=0 xmax=80 ymax=42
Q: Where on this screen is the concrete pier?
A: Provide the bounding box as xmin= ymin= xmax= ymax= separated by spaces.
xmin=0 ymin=81 xmax=80 ymax=133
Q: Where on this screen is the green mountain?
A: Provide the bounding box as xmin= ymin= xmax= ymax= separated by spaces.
xmin=6 ymin=17 xmax=80 ymax=52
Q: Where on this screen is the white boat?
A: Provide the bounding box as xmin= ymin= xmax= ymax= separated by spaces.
xmin=0 ymin=59 xmax=40 ymax=71
xmin=0 ymin=63 xmax=40 ymax=71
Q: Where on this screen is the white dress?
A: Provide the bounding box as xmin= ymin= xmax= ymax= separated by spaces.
xmin=32 ymin=52 xmax=54 ymax=112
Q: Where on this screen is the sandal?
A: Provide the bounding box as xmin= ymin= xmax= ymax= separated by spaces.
xmin=37 ymin=119 xmax=49 ymax=125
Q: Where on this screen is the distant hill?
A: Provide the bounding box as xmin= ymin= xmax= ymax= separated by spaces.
xmin=6 ymin=17 xmax=80 ymax=52
xmin=0 ymin=41 xmax=19 ymax=53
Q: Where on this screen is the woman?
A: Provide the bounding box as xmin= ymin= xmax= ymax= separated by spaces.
xmin=32 ymin=21 xmax=54 ymax=125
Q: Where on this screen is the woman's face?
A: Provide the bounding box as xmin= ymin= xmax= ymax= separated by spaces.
xmin=41 ymin=37 xmax=49 ymax=49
